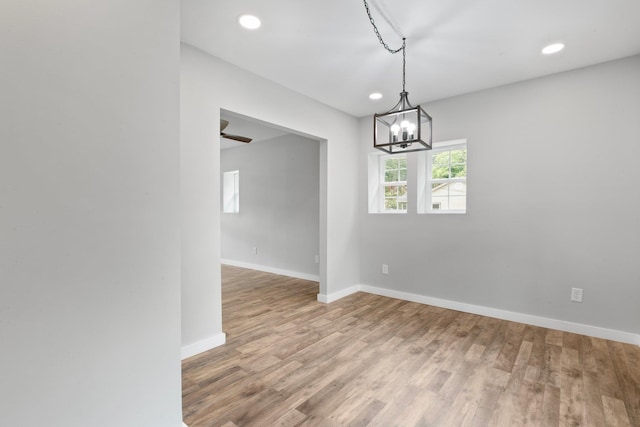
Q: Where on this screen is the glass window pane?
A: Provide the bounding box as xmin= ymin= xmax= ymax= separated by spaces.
xmin=384 ymin=185 xmax=398 ymax=197
xmin=398 ymin=158 xmax=407 ymax=169
xmin=398 ymin=201 xmax=407 ymax=210
xmin=432 ymin=151 xmax=450 ymax=166
xmin=398 ymin=185 xmax=407 ymax=197
xmin=385 ymin=198 xmax=397 ymax=210
xmin=399 ymin=169 xmax=407 ymax=181
xmin=385 ymin=158 xmax=398 ymax=170
xmin=449 ymin=196 xmax=466 ymax=211
xmin=432 ymin=182 xmax=448 ymax=195
xmin=432 ymin=166 xmax=450 ymax=179
xmin=450 ymin=149 xmax=466 ymax=164
xmin=450 ymin=182 xmax=466 ymax=196
xmin=451 ymin=165 xmax=466 ymax=178
xmin=385 ymin=170 xmax=398 ymax=182
xmin=432 ymin=196 xmax=449 ymax=211
xmin=431 ymin=184 xmax=448 ymax=210
xmin=426 ymin=144 xmax=467 ymax=213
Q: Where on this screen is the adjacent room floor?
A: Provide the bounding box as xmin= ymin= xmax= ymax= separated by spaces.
xmin=182 ymin=265 xmax=639 ymax=426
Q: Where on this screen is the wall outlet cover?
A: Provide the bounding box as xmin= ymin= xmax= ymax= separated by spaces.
xmin=570 ymin=287 xmax=583 ymax=302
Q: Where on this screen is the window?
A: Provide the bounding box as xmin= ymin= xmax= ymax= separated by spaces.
xmin=424 ymin=140 xmax=467 ymax=213
xmin=367 ymin=152 xmax=408 ymax=214
xmin=381 ymin=154 xmax=407 ymax=212
xmin=223 ymin=170 xmax=239 ymax=213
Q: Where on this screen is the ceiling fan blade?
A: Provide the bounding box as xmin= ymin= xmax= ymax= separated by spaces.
xmin=220 ymin=119 xmax=229 ymax=132
xmin=221 ymin=133 xmax=252 ymax=143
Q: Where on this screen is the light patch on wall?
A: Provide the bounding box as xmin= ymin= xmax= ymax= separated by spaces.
xmin=223 ymin=170 xmax=239 ymax=213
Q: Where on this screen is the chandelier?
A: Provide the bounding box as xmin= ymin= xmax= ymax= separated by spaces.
xmin=363 ymin=0 xmax=432 ymax=153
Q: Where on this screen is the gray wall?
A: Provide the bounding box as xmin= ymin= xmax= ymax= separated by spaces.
xmin=221 ymin=134 xmax=320 ymax=277
xmin=181 ymin=44 xmax=360 ymax=352
xmin=0 ymin=1 xmax=181 ymax=426
xmin=359 ymin=55 xmax=640 ymax=335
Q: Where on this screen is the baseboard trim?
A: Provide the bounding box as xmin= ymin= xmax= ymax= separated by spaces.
xmin=221 ymin=259 xmax=320 ymax=282
xmin=317 ymin=285 xmax=360 ymax=304
xmin=319 ymin=283 xmax=639 ymax=346
xmin=181 ymin=333 xmax=226 ymax=360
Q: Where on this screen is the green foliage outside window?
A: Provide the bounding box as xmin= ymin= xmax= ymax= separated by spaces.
xmin=432 ymin=148 xmax=466 ymax=179
xmin=383 ymin=155 xmax=407 ymax=212
xmin=385 ymin=157 xmax=407 ymax=182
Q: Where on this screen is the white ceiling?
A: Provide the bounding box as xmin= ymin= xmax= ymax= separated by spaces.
xmin=182 ymin=0 xmax=640 ymax=118
xmin=219 ymin=111 xmax=291 ymax=149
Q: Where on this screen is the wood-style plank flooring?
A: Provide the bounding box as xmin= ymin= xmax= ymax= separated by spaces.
xmin=182 ymin=265 xmax=640 ymax=426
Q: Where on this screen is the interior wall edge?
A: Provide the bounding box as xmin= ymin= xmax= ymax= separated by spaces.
xmin=181 ymin=333 xmax=227 ymax=360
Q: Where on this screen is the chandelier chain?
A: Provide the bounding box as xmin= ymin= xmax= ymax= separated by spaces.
xmin=402 ymin=39 xmax=406 ymax=93
xmin=362 ymin=0 xmax=407 ymax=92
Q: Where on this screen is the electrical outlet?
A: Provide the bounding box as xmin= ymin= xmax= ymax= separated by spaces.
xmin=382 ymin=264 xmax=389 ymax=275
xmin=252 ymin=247 xmax=258 ymax=255
xmin=570 ymin=287 xmax=583 ymax=302
xmin=314 ymin=255 xmax=319 ymax=264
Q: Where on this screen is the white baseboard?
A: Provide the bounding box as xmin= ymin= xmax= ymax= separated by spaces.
xmin=181 ymin=333 xmax=226 ymax=360
xmin=317 ymin=285 xmax=360 ymax=303
xmin=318 ymin=283 xmax=639 ymax=346
xmin=221 ymin=259 xmax=320 ymax=282
xmin=317 ymin=294 xmax=329 ymax=303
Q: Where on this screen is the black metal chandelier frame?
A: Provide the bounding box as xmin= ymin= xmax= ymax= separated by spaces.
xmin=363 ymin=0 xmax=432 ymax=153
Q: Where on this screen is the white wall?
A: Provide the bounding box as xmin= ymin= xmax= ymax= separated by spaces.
xmin=359 ymin=55 xmax=640 ymax=340
xmin=221 ymin=134 xmax=320 ymax=278
xmin=0 ymin=1 xmax=181 ymax=426
xmin=181 ymin=44 xmax=360 ymax=353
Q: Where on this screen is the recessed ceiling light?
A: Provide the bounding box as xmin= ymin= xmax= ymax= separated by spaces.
xmin=238 ymin=14 xmax=261 ymax=30
xmin=369 ymin=92 xmax=383 ymax=100
xmin=542 ymin=43 xmax=565 ymax=55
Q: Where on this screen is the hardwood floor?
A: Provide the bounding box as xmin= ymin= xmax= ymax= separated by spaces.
xmin=182 ymin=265 xmax=640 ymax=426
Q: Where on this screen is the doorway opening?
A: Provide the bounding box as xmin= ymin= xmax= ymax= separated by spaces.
xmin=218 ymin=109 xmax=327 ymax=323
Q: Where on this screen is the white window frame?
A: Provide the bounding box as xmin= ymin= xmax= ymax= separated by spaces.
xmin=419 ymin=139 xmax=467 ymax=214
xmin=367 ymin=151 xmax=409 ymax=214
xmin=222 ymin=170 xmax=239 ymax=213
xmin=379 ymin=153 xmax=407 ymax=213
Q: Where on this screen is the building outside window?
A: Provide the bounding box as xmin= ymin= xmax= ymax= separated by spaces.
xmin=426 ymin=141 xmax=467 ymax=213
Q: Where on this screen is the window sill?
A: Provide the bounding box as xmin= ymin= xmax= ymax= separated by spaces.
xmin=421 ymin=211 xmax=466 ymax=215
xmin=370 ymin=211 xmax=408 ymax=215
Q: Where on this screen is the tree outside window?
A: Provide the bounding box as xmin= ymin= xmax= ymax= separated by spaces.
xmin=429 ymin=145 xmax=466 ymax=212
xmin=382 ymin=155 xmax=407 ymax=212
